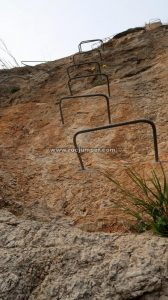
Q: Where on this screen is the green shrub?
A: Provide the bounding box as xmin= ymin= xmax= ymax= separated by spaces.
xmin=103 ymin=164 xmax=168 ymax=236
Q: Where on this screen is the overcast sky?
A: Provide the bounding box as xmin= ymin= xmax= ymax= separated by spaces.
xmin=0 ymin=0 xmax=168 ymax=67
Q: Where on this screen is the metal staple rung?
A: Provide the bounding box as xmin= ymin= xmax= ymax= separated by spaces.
xmin=68 ymin=73 xmax=110 ymax=97
xmin=73 ymin=119 xmax=159 ymax=170
xmin=21 ymin=61 xmax=48 ymax=67
xmin=59 ymin=93 xmax=111 ymax=125
xmin=78 ymin=39 xmax=104 ymax=52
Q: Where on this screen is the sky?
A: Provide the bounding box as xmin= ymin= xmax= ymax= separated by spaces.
xmin=0 ymin=0 xmax=168 ymax=67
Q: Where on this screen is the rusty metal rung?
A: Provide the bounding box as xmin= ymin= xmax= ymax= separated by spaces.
xmin=21 ymin=61 xmax=48 ymax=67
xmin=68 ymin=73 xmax=110 ymax=97
xmin=78 ymin=39 xmax=104 ymax=52
xmin=73 ymin=119 xmax=159 ymax=170
xmin=59 ymin=93 xmax=111 ymax=125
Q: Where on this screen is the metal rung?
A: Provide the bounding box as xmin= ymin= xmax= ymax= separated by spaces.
xmin=67 ymin=61 xmax=101 ymax=79
xmin=59 ymin=93 xmax=111 ymax=125
xmin=78 ymin=39 xmax=104 ymax=52
xmin=68 ymin=73 xmax=110 ymax=96
xmin=21 ymin=61 xmax=48 ymax=67
xmin=73 ymin=119 xmax=159 ymax=170
xmin=73 ymin=49 xmax=102 ymax=65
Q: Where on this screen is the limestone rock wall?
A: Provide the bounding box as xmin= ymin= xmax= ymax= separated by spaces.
xmin=0 ymin=25 xmax=168 ymax=299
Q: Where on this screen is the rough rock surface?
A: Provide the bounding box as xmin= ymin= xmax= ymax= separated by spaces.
xmin=0 ymin=25 xmax=168 ymax=299
xmin=0 ymin=25 xmax=168 ymax=231
xmin=1 ymin=210 xmax=168 ymax=300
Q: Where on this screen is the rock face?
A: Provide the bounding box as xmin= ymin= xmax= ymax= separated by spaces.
xmin=1 ymin=210 xmax=168 ymax=300
xmin=0 ymin=25 xmax=168 ymax=299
